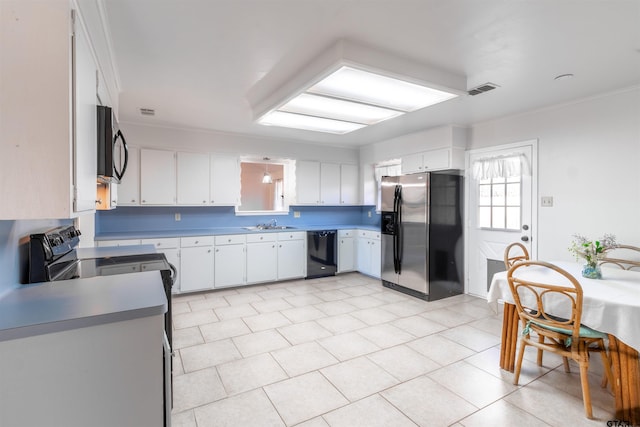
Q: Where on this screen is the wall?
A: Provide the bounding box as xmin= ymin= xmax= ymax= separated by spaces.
xmin=0 ymin=219 xmax=69 ymax=295
xmin=120 ymin=122 xmax=360 ymax=164
xmin=469 ymin=87 xmax=640 ymax=261
xmin=96 ymin=206 xmax=378 ymax=235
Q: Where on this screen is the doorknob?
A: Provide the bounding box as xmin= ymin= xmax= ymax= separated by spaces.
xmin=521 ymin=236 xmax=529 ymax=242
xmin=522 ymin=225 xmax=529 ymax=230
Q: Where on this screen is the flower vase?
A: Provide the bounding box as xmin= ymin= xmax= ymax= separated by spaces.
xmin=581 ymin=263 xmax=602 ymax=279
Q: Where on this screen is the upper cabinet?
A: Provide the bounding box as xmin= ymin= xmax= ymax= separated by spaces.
xmin=0 ymin=1 xmax=98 ymax=219
xmin=401 ymin=147 xmax=465 ymax=174
xmin=140 ymin=149 xmax=176 ymax=205
xmin=210 ymin=155 xmax=240 ymax=205
xmin=118 ymin=146 xmax=140 ymax=205
xmin=296 ymin=161 xmax=359 ymax=205
xmin=177 ymin=152 xmax=209 ymax=205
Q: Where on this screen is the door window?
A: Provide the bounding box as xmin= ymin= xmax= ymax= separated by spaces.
xmin=478 ymin=176 xmax=521 ymax=230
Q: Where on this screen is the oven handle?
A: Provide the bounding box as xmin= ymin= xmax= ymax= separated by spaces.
xmin=167 ymin=262 xmax=178 ymax=289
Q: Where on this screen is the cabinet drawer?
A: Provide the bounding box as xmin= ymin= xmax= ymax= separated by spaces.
xmin=358 ymin=230 xmax=381 ymax=240
xmin=246 ymin=233 xmax=277 ymax=243
xmin=140 ymin=238 xmax=180 ymax=249
xmin=338 ymin=229 xmax=356 ymax=238
xmin=215 ymin=234 xmax=246 ymax=245
xmin=180 ymin=236 xmax=215 ymax=247
xmin=278 ymin=231 xmax=306 ymax=241
xmin=96 ymin=239 xmax=141 ymax=247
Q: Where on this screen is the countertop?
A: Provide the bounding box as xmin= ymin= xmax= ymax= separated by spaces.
xmin=95 ymin=224 xmax=380 ymax=240
xmin=0 ymin=247 xmax=168 ymax=342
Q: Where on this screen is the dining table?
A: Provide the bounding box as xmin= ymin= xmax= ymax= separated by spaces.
xmin=488 ymin=261 xmax=640 ymax=424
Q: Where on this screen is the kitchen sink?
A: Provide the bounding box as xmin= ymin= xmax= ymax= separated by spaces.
xmin=243 ymin=225 xmax=297 ymax=231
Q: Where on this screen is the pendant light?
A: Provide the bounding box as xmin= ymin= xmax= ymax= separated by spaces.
xmin=262 ymin=157 xmax=273 ymax=184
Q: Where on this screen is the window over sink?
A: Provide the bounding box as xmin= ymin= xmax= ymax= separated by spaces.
xmin=237 ymin=158 xmax=294 ymax=215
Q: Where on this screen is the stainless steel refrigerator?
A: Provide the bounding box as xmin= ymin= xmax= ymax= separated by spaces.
xmin=380 ymin=171 xmax=464 ymax=301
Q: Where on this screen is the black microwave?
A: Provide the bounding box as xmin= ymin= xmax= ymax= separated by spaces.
xmin=97 ymin=105 xmax=128 ymax=183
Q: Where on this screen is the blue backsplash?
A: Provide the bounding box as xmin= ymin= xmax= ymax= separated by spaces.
xmin=96 ymin=205 xmax=380 ymax=234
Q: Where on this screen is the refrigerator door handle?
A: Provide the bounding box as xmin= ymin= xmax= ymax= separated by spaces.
xmin=396 ymin=185 xmax=402 ymax=274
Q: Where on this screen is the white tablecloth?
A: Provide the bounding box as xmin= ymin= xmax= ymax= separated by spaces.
xmin=488 ymin=261 xmax=640 ymax=351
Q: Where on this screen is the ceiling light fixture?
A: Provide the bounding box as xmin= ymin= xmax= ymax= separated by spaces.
xmin=262 ymin=157 xmax=273 ymax=184
xmin=249 ymin=40 xmax=466 ymax=135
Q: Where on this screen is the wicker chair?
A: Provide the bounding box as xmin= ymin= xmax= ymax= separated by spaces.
xmin=600 ymin=245 xmax=640 ymax=271
xmin=507 ymin=261 xmax=613 ymax=419
xmin=503 ymin=242 xmax=530 ymax=269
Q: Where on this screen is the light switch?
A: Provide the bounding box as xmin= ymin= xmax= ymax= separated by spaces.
xmin=175 ymin=213 xmax=181 ymax=221
xmin=541 ymin=196 xmax=553 ymax=207
xmin=293 ymin=211 xmax=301 ymax=218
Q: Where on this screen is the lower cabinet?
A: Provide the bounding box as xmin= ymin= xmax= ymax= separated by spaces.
xmin=140 ymin=238 xmax=180 ymax=291
xmin=214 ymin=235 xmax=246 ymax=288
xmin=277 ymin=232 xmax=306 ymax=280
xmin=179 ymin=236 xmax=215 ymax=292
xmin=337 ymin=229 xmax=356 ymax=273
xmin=357 ymin=230 xmax=381 ymax=278
xmin=246 ymin=234 xmax=278 ymax=284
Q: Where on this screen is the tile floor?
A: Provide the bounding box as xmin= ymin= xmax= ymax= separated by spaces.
xmin=170 ymin=273 xmax=616 ymax=427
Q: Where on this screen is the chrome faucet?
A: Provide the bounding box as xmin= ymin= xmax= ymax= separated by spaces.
xmin=270 ymin=219 xmax=277 ymax=228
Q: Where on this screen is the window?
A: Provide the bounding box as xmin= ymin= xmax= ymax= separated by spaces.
xmin=237 ymin=159 xmax=291 ymax=214
xmin=478 ymin=175 xmax=521 ymax=230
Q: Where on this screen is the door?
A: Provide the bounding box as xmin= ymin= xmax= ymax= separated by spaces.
xmin=466 ymin=141 xmax=537 ymax=297
xmin=397 ymin=173 xmax=428 ymax=294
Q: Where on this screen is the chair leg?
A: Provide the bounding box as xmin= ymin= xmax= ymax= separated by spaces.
xmin=537 ymin=334 xmax=544 ymax=366
xmin=600 ymin=347 xmax=614 ymax=391
xmin=578 ymin=360 xmax=594 ymax=419
xmin=563 ymin=356 xmax=571 ymax=373
xmin=513 ymin=340 xmax=527 ymax=385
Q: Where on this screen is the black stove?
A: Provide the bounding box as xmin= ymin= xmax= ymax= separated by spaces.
xmin=28 ymin=225 xmax=176 ymax=423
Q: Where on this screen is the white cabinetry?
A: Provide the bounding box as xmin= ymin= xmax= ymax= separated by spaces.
xmin=277 ymin=231 xmax=306 ymax=280
xmin=246 ymin=234 xmax=278 ymax=284
xmin=211 ymin=155 xmax=240 ymax=205
xmin=296 ymin=161 xmax=358 ymax=205
xmin=140 ymin=149 xmax=176 ymax=205
xmin=177 ymin=152 xmax=210 ymax=205
xmin=296 ymin=161 xmax=321 ymax=204
xmin=340 ymin=164 xmax=359 ymax=205
xmin=214 ymin=235 xmax=246 ymax=287
xmin=140 ymin=238 xmax=180 ymax=290
xmin=320 ymin=163 xmax=341 ymax=205
xmin=357 ymin=230 xmax=381 ymax=278
xmin=401 ymin=148 xmax=464 ymax=174
xmin=118 ymin=146 xmax=140 ymax=205
xmin=337 ymin=229 xmax=356 ymax=273
xmin=0 ymin=1 xmax=97 ymax=219
xmin=179 ymin=236 xmax=215 ymax=292
xmin=0 ymin=315 xmax=164 ymax=426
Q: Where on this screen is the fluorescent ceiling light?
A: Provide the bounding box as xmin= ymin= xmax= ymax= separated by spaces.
xmin=250 ymin=40 xmax=465 ymax=135
xmin=259 ymin=111 xmax=366 ymax=134
xmin=279 ymin=93 xmax=403 ymax=125
xmin=308 ymin=66 xmax=459 ymax=112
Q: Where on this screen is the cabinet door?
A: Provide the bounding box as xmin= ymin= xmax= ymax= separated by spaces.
xmin=177 ymin=152 xmax=209 ymax=205
xmin=340 ymin=164 xmax=358 ymax=205
xmin=180 ymin=246 xmax=214 ymax=292
xmin=215 ymin=245 xmax=246 ymax=287
xmin=369 ymin=238 xmax=381 ymax=278
xmin=296 ymin=161 xmax=320 ymax=204
xmin=401 ymin=153 xmax=424 ymax=174
xmin=73 ymin=18 xmax=98 ymax=213
xmin=277 ymin=239 xmax=306 ymax=280
xmin=246 ymin=242 xmax=277 ymax=284
xmin=140 ymin=149 xmax=176 ymax=205
xmin=320 ymin=163 xmax=341 ymax=205
xmin=357 ymin=238 xmax=371 ymax=275
xmin=338 ymin=237 xmax=355 ymax=273
xmin=210 ymin=155 xmax=240 ymax=205
xmin=118 ymin=146 xmax=140 ymax=205
xmin=423 ymin=148 xmax=450 ymax=171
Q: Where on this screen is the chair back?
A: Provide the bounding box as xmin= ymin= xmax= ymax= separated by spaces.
xmin=507 ymin=261 xmax=583 ymax=343
xmin=600 ymin=245 xmax=640 ymax=271
xmin=504 ymin=242 xmax=530 ymax=269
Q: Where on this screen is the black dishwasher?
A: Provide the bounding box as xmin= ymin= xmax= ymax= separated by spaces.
xmin=306 ymin=230 xmax=337 ymax=279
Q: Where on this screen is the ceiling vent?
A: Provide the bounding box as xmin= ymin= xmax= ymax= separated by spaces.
xmin=467 ymin=83 xmax=499 ymax=96
xmin=140 ymin=108 xmax=155 ymax=116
